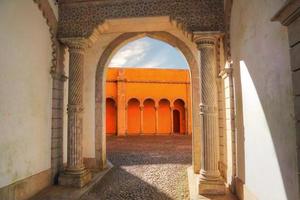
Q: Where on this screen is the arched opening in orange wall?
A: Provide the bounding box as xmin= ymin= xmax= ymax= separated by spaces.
xmin=106 ymin=98 xmax=117 ymax=135
xmin=143 ymin=99 xmax=156 ymax=135
xmin=174 ymin=99 xmax=186 ymax=134
xmin=158 ymin=99 xmax=171 ymax=135
xmin=173 ymin=110 xmax=180 ymax=133
xmin=127 ymin=98 xmax=141 ymax=135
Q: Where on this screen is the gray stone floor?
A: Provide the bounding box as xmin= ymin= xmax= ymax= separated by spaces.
xmin=80 ymin=135 xmax=192 ymax=200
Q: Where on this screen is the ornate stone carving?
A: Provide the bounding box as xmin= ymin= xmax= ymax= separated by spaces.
xmin=57 ymin=0 xmax=225 ymax=38
xmin=34 ymin=0 xmax=61 ymax=75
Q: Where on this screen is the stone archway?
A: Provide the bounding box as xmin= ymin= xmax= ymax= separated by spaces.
xmin=59 ymin=19 xmax=227 ymax=195
xmin=94 ymin=31 xmax=201 ymax=174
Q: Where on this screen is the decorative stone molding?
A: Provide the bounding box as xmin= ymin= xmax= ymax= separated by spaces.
xmin=193 ymin=32 xmax=222 ymax=48
xmin=34 ymin=0 xmax=60 ymax=74
xmin=57 ymin=0 xmax=225 ymax=38
xmin=219 ymin=67 xmax=233 ymax=79
xmin=272 ymin=0 xmax=300 ymax=26
xmin=60 ymin=37 xmax=93 ymax=50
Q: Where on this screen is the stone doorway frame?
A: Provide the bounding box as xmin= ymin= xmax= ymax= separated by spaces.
xmin=94 ymin=32 xmax=201 ymax=171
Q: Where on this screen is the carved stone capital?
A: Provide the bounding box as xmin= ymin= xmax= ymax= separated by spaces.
xmin=193 ymin=32 xmax=222 ymax=49
xmin=60 ymin=37 xmax=92 ymax=52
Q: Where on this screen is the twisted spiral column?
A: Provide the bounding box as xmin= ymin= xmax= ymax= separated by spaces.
xmin=59 ymin=38 xmax=91 ymax=188
xmin=196 ymin=36 xmax=225 ymax=194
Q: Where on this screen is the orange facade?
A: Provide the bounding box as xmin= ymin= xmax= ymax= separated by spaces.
xmin=105 ymin=67 xmax=192 ymax=136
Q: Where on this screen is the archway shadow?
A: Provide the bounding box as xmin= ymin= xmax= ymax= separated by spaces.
xmin=81 ymin=136 xmax=192 ymax=200
xmin=80 ymin=167 xmax=174 ymax=200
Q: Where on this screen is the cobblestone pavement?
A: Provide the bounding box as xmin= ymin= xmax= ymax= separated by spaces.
xmin=81 ymin=135 xmax=192 ymax=200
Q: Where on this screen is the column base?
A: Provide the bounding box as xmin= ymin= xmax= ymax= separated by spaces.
xmin=198 ymin=176 xmax=226 ymax=195
xmin=58 ymin=169 xmax=91 ymax=188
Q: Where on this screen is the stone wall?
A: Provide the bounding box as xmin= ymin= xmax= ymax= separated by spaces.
xmin=0 ymin=1 xmax=56 ymax=199
xmin=231 ymin=0 xmax=299 ymax=199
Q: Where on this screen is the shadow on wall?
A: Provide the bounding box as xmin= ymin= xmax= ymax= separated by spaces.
xmin=236 ymin=60 xmax=297 ymax=200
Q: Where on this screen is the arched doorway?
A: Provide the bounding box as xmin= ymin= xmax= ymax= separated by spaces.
xmin=173 ymin=109 xmax=180 ymax=133
xmin=158 ymin=99 xmax=171 ymax=135
xmin=127 ymin=98 xmax=141 ymax=135
xmin=173 ymin=99 xmax=186 ymax=134
xmin=143 ymin=99 xmax=156 ymax=135
xmin=106 ymin=98 xmax=117 ymax=135
xmin=95 ymin=31 xmax=201 ymax=176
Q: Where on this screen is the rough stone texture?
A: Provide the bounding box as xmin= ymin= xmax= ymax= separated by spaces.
xmin=80 ymin=136 xmax=192 ymax=200
xmin=57 ymin=0 xmax=225 ymax=38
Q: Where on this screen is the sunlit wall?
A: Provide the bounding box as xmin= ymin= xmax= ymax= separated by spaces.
xmin=231 ymin=0 xmax=299 ymax=199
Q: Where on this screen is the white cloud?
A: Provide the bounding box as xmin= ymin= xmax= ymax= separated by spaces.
xmin=108 ymin=37 xmax=189 ymax=69
xmin=109 ymin=40 xmax=150 ymax=67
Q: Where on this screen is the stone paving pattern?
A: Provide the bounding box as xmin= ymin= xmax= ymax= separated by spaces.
xmin=81 ymin=135 xmax=192 ymax=200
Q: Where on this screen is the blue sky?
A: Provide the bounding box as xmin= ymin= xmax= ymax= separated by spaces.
xmin=109 ymin=37 xmax=189 ymax=69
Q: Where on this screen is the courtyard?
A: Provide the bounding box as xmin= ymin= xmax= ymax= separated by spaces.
xmin=81 ymin=136 xmax=192 ymax=200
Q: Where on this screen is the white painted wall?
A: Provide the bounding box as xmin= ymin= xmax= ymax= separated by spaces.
xmin=0 ymin=1 xmax=52 ymax=188
xmin=231 ymin=0 xmax=299 ymax=199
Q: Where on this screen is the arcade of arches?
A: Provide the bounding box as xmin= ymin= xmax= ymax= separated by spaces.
xmin=105 ymin=68 xmax=191 ymax=136
xmin=1 ymin=1 xmax=300 ymax=200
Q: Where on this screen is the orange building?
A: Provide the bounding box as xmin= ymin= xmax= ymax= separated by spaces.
xmin=106 ymin=67 xmax=192 ymax=136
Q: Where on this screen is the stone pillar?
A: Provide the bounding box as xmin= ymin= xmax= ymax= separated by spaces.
xmin=155 ymin=105 xmax=159 ymax=134
xmin=195 ymin=35 xmax=225 ymax=194
xmin=117 ymin=69 xmax=126 ymax=136
xmin=170 ymin=106 xmax=174 ymax=134
xmin=58 ymin=38 xmax=91 ymax=188
xmin=140 ymin=105 xmax=144 ymax=134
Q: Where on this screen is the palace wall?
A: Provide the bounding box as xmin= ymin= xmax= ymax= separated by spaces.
xmin=231 ymin=0 xmax=299 ymax=199
xmin=105 ymin=68 xmax=191 ymax=136
xmin=0 ymin=1 xmax=55 ymax=199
